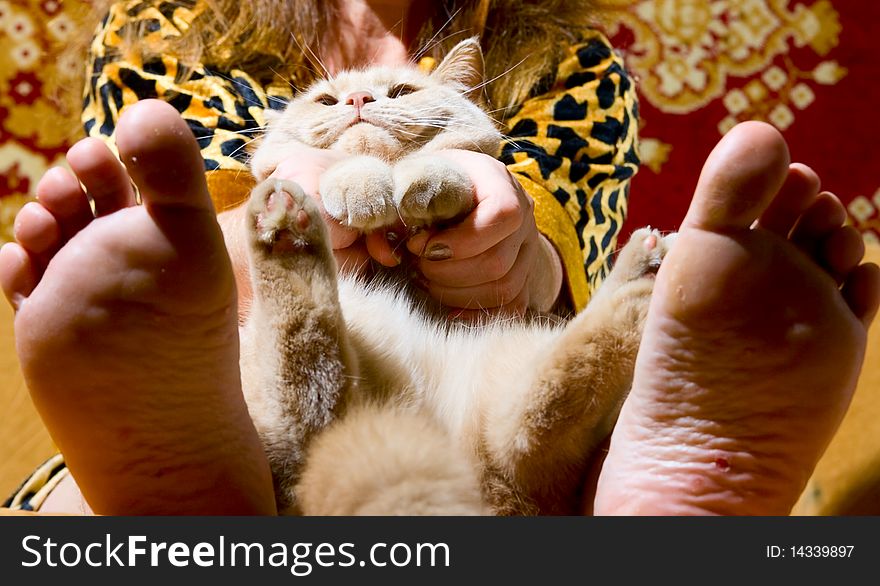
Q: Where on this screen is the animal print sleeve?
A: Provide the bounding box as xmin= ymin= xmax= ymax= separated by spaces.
xmin=81 ymin=0 xmax=293 ymax=212
xmin=501 ymin=30 xmax=640 ymax=311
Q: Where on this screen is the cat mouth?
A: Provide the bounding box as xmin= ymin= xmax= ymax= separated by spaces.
xmin=348 ymin=116 xmax=380 ymax=129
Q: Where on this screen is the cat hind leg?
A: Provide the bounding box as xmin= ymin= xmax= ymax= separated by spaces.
xmin=480 ymin=228 xmax=676 ymax=514
xmin=242 ymin=178 xmax=359 ymax=514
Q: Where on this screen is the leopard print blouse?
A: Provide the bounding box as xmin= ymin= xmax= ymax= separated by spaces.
xmin=81 ymin=0 xmax=639 ymax=312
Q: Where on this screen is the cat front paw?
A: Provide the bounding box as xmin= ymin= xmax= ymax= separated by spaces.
xmin=320 ymin=156 xmax=397 ymax=231
xmin=392 ymin=155 xmax=474 ymax=227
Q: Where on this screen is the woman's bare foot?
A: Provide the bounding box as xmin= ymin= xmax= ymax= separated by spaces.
xmin=0 ymin=100 xmax=275 ymax=515
xmin=594 ymin=122 xmax=880 ymax=515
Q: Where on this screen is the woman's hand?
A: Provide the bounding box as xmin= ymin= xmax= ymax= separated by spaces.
xmin=405 ymin=149 xmax=564 ymax=317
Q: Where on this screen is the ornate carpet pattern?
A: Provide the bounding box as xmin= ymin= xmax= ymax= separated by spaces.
xmin=0 ymin=0 xmax=84 ymax=242
xmin=0 ymin=0 xmax=878 ymax=245
xmin=603 ymin=0 xmax=880 ymax=242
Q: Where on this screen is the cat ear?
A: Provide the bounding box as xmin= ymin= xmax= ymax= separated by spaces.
xmin=431 ymin=37 xmax=485 ymax=100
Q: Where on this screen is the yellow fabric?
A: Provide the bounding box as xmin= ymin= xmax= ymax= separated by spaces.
xmin=206 ymin=169 xmax=257 ymax=214
xmin=516 ymin=175 xmax=590 ymax=312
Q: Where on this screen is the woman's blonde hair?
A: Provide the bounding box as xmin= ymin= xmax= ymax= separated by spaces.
xmin=79 ymin=0 xmax=602 ymax=115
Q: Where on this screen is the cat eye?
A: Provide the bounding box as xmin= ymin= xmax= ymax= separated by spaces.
xmin=314 ymin=94 xmax=338 ymax=106
xmin=388 ymin=84 xmax=419 ymax=99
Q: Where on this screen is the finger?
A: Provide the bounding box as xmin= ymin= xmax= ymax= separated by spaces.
xmin=406 ymin=227 xmax=435 ymax=257
xmin=405 ymin=186 xmax=526 ymax=260
xmin=321 ymin=209 xmax=360 ymax=250
xmin=418 ymin=233 xmax=521 ymax=288
xmin=333 ymin=240 xmax=372 ymax=276
xmin=365 ymin=230 xmax=402 ymax=267
xmin=269 ymin=144 xmax=346 ymax=194
xmin=426 ymin=240 xmax=533 ymax=309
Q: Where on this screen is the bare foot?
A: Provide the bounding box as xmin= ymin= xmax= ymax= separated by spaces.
xmin=0 ymin=100 xmax=275 ymax=514
xmin=594 ymin=122 xmax=880 ymax=515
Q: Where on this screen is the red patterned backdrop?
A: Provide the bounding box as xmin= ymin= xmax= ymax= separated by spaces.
xmin=0 ymin=0 xmax=878 ymax=248
xmin=604 ymin=0 xmax=880 ymax=243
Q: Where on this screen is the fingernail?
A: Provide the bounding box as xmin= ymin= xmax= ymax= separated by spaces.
xmin=424 ymin=244 xmax=452 ymax=261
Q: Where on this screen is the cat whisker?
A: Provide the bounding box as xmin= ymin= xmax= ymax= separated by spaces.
xmin=222 ymin=140 xmax=257 ymax=162
xmin=462 ymin=56 xmax=529 ymax=97
xmin=288 ymin=31 xmax=331 ymax=79
xmin=197 ymin=126 xmax=268 ymax=143
xmin=411 ymin=7 xmax=465 ymax=63
xmin=267 ymin=64 xmax=305 ymax=96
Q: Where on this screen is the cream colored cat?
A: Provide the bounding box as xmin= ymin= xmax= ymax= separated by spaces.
xmin=240 ymin=39 xmax=675 ymax=515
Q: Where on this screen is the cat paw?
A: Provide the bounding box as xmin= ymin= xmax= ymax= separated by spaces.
xmin=319 ymin=156 xmax=397 ymax=231
xmin=590 ymin=228 xmax=677 ymax=321
xmin=247 ymin=178 xmax=329 ymax=256
xmin=392 ymin=155 xmax=474 ymax=227
xmin=610 ymin=228 xmax=677 ymax=284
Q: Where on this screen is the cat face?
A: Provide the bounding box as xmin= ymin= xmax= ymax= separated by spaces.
xmin=251 ymin=38 xmax=501 ymax=179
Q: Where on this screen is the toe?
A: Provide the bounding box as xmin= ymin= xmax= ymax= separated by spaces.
xmin=757 ymin=163 xmax=821 ymax=237
xmin=820 ymin=226 xmax=865 ymax=283
xmin=684 ymin=121 xmax=791 ymax=233
xmin=790 ymin=192 xmax=847 ymax=254
xmin=842 ymin=262 xmax=880 ymax=328
xmin=115 ymin=99 xmax=214 ymax=213
xmin=66 ymin=137 xmax=136 ymax=216
xmin=13 ymin=202 xmax=61 ymax=257
xmin=35 ymin=166 xmax=94 ymax=240
xmin=0 ymin=243 xmax=39 ymax=311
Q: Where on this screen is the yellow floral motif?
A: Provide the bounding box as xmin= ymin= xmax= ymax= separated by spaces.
xmin=0 ymin=194 xmax=32 ymax=243
xmin=1 ymin=0 xmax=85 ymax=244
xmin=604 ymin=0 xmax=844 ymax=116
xmin=637 ymin=137 xmax=673 ymax=174
xmin=848 ymin=190 xmax=880 ymax=245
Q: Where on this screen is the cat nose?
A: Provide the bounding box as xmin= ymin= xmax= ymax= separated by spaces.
xmin=345 ymin=91 xmax=375 ymax=110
